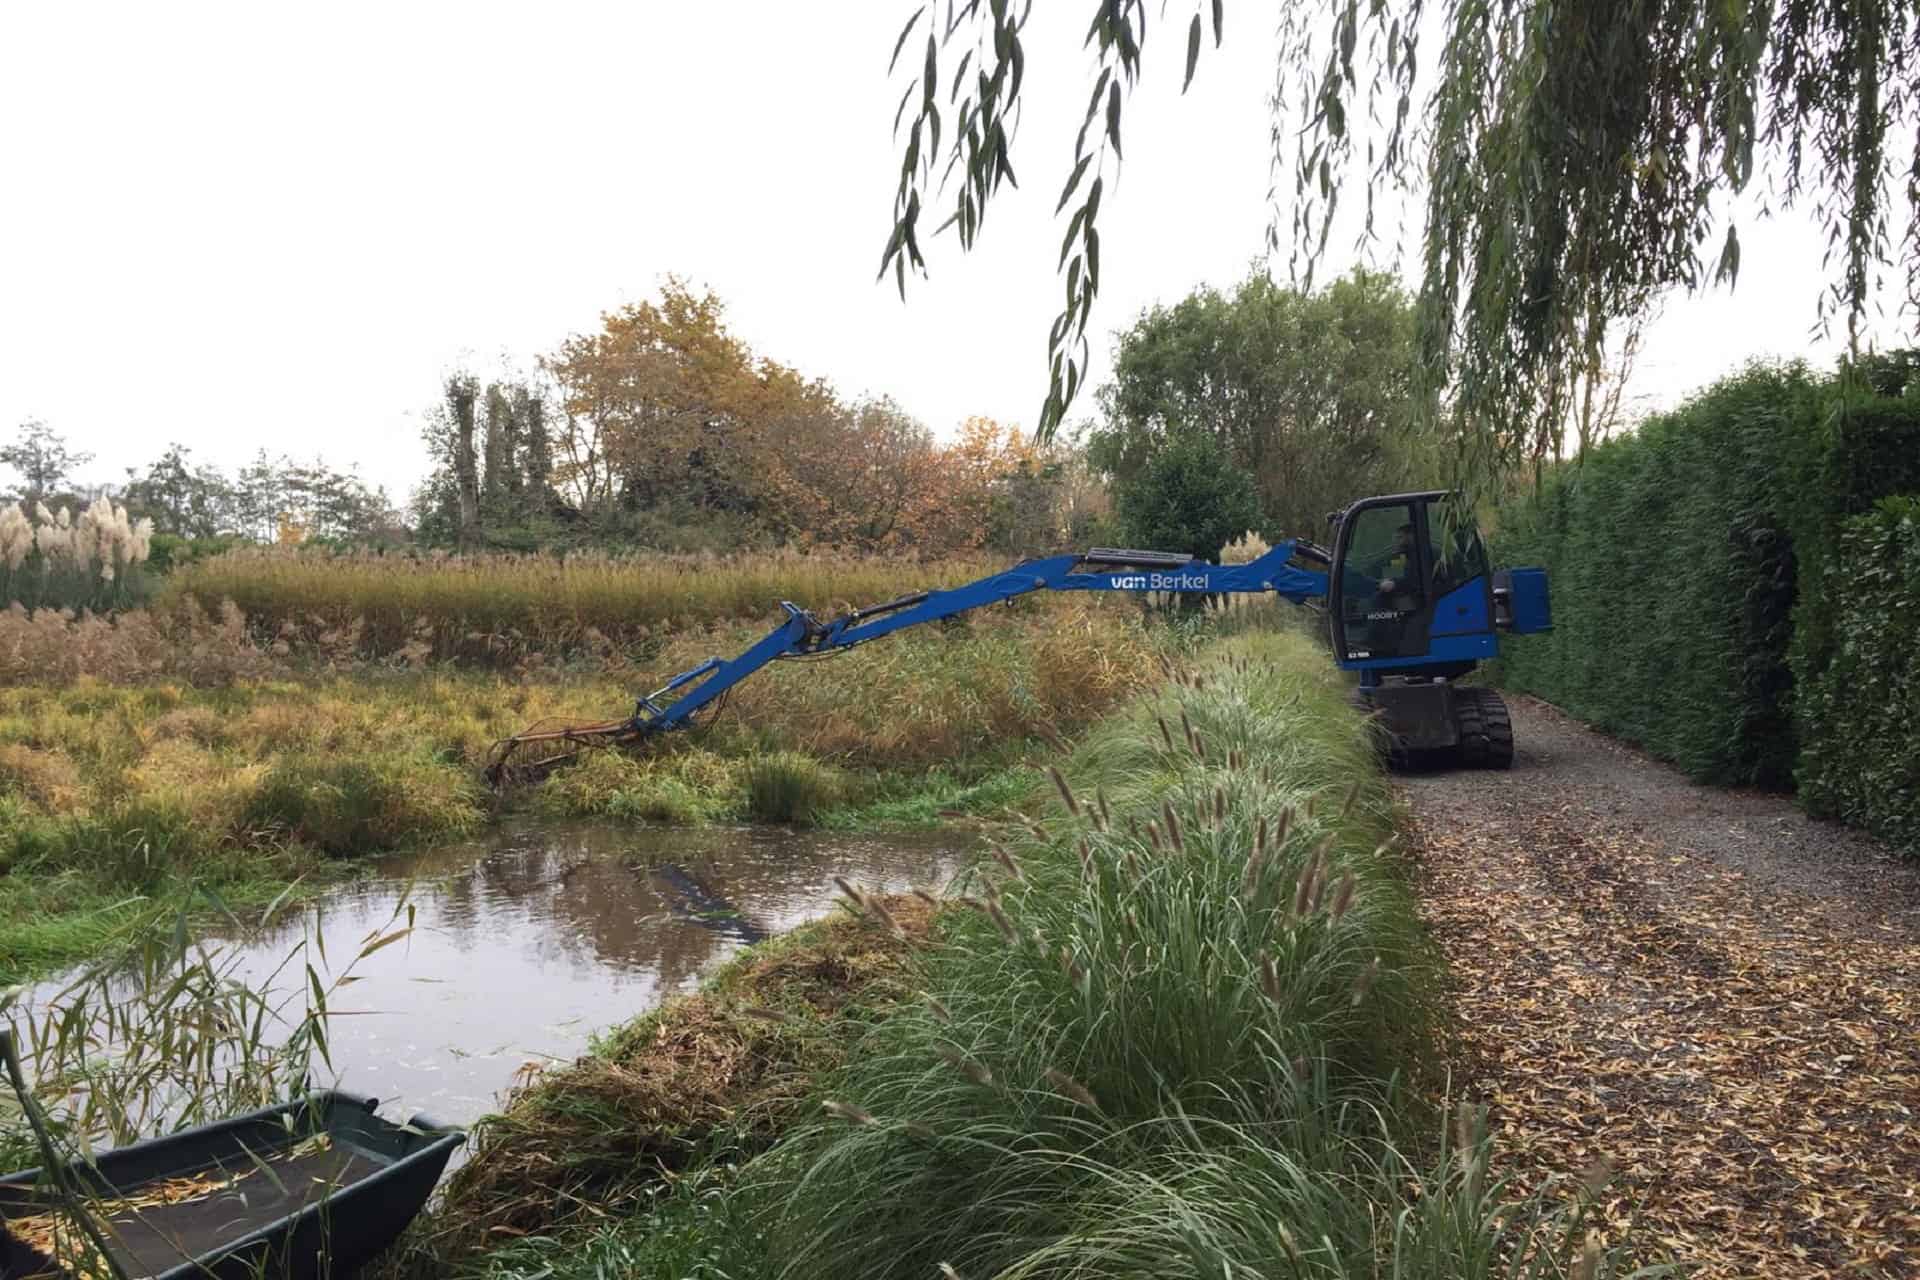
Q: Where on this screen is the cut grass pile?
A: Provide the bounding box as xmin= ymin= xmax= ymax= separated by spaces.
xmin=160 ymin=547 xmax=1002 ymax=665
xmin=0 ymin=600 xmax=1162 ymax=983
xmin=419 ymin=625 xmax=1642 ymax=1279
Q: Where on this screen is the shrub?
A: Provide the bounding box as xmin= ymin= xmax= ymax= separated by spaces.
xmin=744 ymin=752 xmax=848 ymax=825
xmin=1795 ymin=498 xmax=1920 ymax=856
xmin=691 ymin=626 xmax=1639 ymax=1278
xmin=242 ymin=753 xmax=479 ymax=856
xmin=1113 ymin=432 xmax=1262 ymax=563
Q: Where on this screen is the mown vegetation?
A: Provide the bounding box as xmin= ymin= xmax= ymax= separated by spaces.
xmin=1493 ymin=355 xmax=1920 ymax=854
xmin=402 ymin=626 xmax=1635 ymax=1279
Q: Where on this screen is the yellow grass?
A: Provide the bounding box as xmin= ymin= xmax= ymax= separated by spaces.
xmin=159 ymin=547 xmax=1003 ymax=664
xmin=0 ymin=599 xmax=1159 ymax=866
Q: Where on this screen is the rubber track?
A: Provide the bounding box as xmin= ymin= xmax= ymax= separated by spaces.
xmin=1473 ymin=687 xmax=1515 ymax=770
xmin=1454 ymin=688 xmax=1489 ymax=769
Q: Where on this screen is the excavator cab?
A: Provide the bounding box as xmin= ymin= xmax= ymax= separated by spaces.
xmin=1327 ymin=491 xmax=1551 ymax=767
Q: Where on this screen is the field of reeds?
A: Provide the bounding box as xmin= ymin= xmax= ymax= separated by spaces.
xmin=0 ymin=597 xmax=1173 ymax=983
xmin=160 ymin=547 xmax=1007 ymax=664
xmin=409 ymin=625 xmax=1641 ymax=1280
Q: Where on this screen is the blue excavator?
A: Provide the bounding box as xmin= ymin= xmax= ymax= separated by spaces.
xmin=485 ymin=490 xmax=1551 ymax=785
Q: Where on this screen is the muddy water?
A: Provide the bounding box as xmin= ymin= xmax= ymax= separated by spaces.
xmin=28 ymin=821 xmax=972 ymax=1129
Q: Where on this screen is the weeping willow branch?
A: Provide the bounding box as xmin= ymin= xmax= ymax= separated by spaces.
xmin=876 ymin=0 xmax=1919 ymax=483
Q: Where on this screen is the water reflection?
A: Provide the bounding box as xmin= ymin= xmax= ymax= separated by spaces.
xmin=20 ymin=821 xmax=970 ymax=1128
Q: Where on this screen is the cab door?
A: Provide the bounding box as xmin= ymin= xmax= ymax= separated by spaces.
xmin=1329 ymin=496 xmax=1432 ymax=664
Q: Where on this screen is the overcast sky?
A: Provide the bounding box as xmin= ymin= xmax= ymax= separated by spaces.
xmin=2 ymin=2 xmax=1910 ymax=505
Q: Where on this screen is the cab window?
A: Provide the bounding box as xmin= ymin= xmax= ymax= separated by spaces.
xmin=1339 ymin=502 xmax=1427 ymax=658
xmin=1425 ymin=502 xmax=1490 ymax=598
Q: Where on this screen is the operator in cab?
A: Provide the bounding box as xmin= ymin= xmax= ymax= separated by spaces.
xmin=1366 ymin=522 xmax=1420 ymax=607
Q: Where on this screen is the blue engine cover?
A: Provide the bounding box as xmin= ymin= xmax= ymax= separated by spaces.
xmin=1506 ymin=566 xmax=1552 ymax=633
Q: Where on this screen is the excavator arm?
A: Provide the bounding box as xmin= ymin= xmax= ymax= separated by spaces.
xmin=484 ymin=542 xmax=1328 ymax=787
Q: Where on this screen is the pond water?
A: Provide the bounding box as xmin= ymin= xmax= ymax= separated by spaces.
xmin=16 ymin=820 xmax=973 ymax=1130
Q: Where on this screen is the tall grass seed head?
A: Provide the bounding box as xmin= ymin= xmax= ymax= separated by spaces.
xmin=1047 ymin=764 xmax=1080 ymax=817
xmin=984 ymin=898 xmax=1020 ymax=946
xmin=822 ymin=1099 xmax=876 ymax=1127
xmin=1057 ymin=945 xmax=1086 ymax=990
xmin=1239 ymin=844 xmax=1267 ymax=902
xmin=990 ymin=843 xmax=1026 ymax=883
xmin=1043 ymin=1068 xmax=1100 ymax=1111
xmin=866 ymin=895 xmax=904 ymax=936
xmin=1571 ymin=1232 xmax=1603 ymax=1280
xmin=1329 ymin=870 xmax=1357 ymax=920
xmin=934 ymin=1043 xmax=993 ymax=1086
xmin=0 ymin=504 xmax=31 ymax=569
xmin=1350 ymin=955 xmax=1381 ymax=1006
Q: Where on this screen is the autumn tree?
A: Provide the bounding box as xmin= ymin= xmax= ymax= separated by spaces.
xmin=546 ymin=282 xmax=768 ymax=521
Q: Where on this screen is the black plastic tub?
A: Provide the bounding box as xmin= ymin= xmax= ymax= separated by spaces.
xmin=0 ymin=1091 xmax=463 ymax=1280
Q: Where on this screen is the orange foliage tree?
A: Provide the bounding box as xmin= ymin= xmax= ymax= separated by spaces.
xmin=541 ymin=280 xmax=1096 ymax=556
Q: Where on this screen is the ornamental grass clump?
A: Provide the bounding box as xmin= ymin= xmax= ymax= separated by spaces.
xmin=731 ymin=625 xmax=1635 ymax=1278
xmin=0 ymin=498 xmax=152 ymax=613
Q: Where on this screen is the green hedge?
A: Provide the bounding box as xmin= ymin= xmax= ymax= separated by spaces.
xmin=1494 ymin=362 xmax=1920 ymax=849
xmin=1493 ymin=364 xmax=1825 ymax=786
xmin=1796 ymin=498 xmax=1920 ymax=853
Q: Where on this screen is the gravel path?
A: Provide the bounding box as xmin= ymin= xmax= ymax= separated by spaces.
xmin=1400 ymin=695 xmax=1920 ymax=1277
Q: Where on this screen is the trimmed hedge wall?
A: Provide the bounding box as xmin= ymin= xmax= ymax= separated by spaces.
xmin=1493 ymin=361 xmax=1920 ymax=855
xmin=1796 ymin=497 xmax=1920 ymax=851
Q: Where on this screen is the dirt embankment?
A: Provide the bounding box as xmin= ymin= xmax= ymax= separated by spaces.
xmin=1402 ymin=695 xmax=1920 ymax=1278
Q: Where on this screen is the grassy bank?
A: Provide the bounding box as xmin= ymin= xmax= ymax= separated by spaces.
xmin=0 ymin=599 xmax=1165 ymax=984
xmin=411 ymin=625 xmax=1632 ymax=1279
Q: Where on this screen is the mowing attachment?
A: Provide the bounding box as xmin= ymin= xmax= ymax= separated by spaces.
xmin=482 ymin=716 xmax=646 ymax=790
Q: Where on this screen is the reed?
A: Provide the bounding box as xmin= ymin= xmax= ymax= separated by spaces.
xmin=161 ymin=547 xmax=1003 ymax=665
xmin=1 ymin=891 xmax=410 ymax=1174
